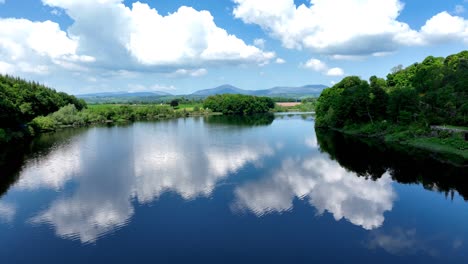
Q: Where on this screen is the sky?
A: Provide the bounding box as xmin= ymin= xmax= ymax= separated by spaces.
xmin=0 ymin=0 xmax=467 ymax=95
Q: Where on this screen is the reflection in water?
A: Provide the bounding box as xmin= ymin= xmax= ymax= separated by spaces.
xmin=0 ymin=201 xmax=15 ymax=222
xmin=21 ymin=119 xmax=274 ymax=243
xmin=16 ymin=140 xmax=83 ymax=190
xmin=233 ymin=156 xmax=395 ymax=230
xmin=316 ymin=129 xmax=468 ymax=200
xmin=367 ymin=228 xmax=439 ymax=256
xmin=133 ymin=123 xmax=274 ymax=202
xmin=0 ymin=115 xmax=466 ymax=252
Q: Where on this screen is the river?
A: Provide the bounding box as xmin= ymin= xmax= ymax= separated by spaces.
xmin=0 ymin=114 xmax=467 ymax=263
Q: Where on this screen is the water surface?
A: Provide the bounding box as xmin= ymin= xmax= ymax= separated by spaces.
xmin=0 ymin=114 xmax=467 ymax=263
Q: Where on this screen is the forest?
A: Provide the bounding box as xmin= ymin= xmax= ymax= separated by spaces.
xmin=0 ymin=75 xmax=86 ymax=143
xmin=315 ymin=50 xmax=468 ymax=159
xmin=203 ymin=94 xmax=275 ymax=115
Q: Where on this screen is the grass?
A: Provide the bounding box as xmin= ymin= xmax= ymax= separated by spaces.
xmin=406 ymin=137 xmax=468 ymax=160
xmin=88 ymin=103 xmax=203 ymax=111
xmin=336 ymin=121 xmax=468 ymax=162
xmin=438 ymin=125 xmax=468 ymax=131
xmin=273 ymin=102 xmax=315 ymax=112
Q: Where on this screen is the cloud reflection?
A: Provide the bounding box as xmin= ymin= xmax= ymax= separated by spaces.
xmin=233 ymin=156 xmax=395 ymax=230
xmin=0 ymin=201 xmax=16 ymax=223
xmin=25 ymin=120 xmax=274 ymax=243
xmin=15 ymin=140 xmax=83 ymax=190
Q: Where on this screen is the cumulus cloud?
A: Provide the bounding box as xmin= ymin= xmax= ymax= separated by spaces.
xmin=39 ymin=0 xmax=274 ymax=69
xmin=303 ymin=58 xmax=344 ymax=76
xmin=275 ymin=58 xmax=286 ymax=64
xmin=0 ymin=18 xmax=94 ymax=76
xmin=233 ymin=0 xmax=468 ymax=56
xmin=326 ymin=67 xmax=345 ymax=76
xmin=420 ymin=11 xmax=468 ymax=44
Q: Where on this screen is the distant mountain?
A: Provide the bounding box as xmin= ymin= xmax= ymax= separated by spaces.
xmin=190 ymin=84 xmax=249 ymax=96
xmin=77 ymin=91 xmax=172 ymax=98
xmin=191 ymin=84 xmax=327 ymax=97
xmin=251 ymin=85 xmax=327 ymax=96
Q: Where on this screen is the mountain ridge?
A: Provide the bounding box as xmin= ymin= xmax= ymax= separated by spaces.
xmin=77 ymin=84 xmax=328 ymax=100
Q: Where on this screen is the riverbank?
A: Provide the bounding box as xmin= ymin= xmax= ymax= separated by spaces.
xmin=327 ymin=122 xmax=467 ymax=166
xmin=31 ymin=103 xmax=221 ymax=133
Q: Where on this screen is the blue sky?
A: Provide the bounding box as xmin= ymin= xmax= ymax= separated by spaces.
xmin=0 ymin=0 xmax=467 ymax=94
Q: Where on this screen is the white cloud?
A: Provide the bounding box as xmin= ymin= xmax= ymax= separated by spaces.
xmin=275 ymin=58 xmax=286 ymax=64
xmin=41 ymin=0 xmax=274 ymax=68
xmin=51 ymin=9 xmax=62 ymax=16
xmin=253 ymin=38 xmax=266 ymax=49
xmin=304 ymin=58 xmax=327 ymax=72
xmin=303 ymin=58 xmax=344 ymax=76
xmin=0 ymin=0 xmax=5 ymax=4
xmin=233 ymin=0 xmax=468 ymax=56
xmin=326 ymin=67 xmax=345 ymax=76
xmin=0 ymin=18 xmax=94 ymax=76
xmin=170 ymin=68 xmax=208 ymax=78
xmin=420 ymin=11 xmax=468 ymax=44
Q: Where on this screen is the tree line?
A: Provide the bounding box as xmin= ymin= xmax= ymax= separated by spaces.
xmin=316 ymin=51 xmax=467 ymax=128
xmin=0 ymin=75 xmax=86 ymax=143
xmin=203 ymin=94 xmax=275 ymax=115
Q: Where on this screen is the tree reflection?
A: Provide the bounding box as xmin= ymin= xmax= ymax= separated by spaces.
xmin=315 ymin=129 xmax=468 ymax=200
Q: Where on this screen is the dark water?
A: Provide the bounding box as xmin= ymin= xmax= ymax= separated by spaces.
xmin=0 ymin=114 xmax=467 ymax=263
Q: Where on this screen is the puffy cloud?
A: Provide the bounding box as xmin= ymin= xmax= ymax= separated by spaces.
xmin=0 ymin=18 xmax=93 ymax=75
xmin=304 ymin=58 xmax=327 ymax=72
xmin=275 ymin=58 xmax=286 ymax=64
xmin=303 ymin=58 xmax=344 ymax=76
xmin=233 ymin=0 xmax=468 ymax=56
xmin=41 ymin=0 xmax=274 ymax=68
xmin=326 ymin=67 xmax=345 ymax=76
xmin=233 ymin=156 xmax=395 ymax=230
xmin=420 ymin=12 xmax=468 ymax=44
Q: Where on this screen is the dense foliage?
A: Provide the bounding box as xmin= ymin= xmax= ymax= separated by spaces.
xmin=316 ymin=51 xmax=468 ymax=128
xmin=203 ymin=94 xmax=275 ymax=115
xmin=0 ymin=75 xmax=86 ymax=142
xmin=31 ymin=104 xmax=212 ymax=132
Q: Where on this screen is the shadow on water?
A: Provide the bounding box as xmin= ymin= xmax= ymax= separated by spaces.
xmin=205 ymin=113 xmax=275 ymax=126
xmin=0 ymin=128 xmax=88 ymax=198
xmin=316 ymin=129 xmax=468 ymax=200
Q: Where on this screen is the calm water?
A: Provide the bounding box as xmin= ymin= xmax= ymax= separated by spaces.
xmin=0 ymin=114 xmax=467 ymax=263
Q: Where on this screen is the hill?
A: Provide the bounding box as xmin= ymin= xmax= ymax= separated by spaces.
xmin=191 ymin=84 xmax=327 ymax=97
xmin=191 ymin=84 xmax=248 ymax=96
